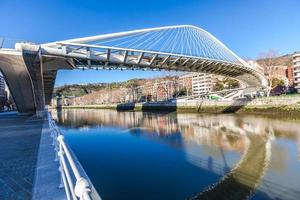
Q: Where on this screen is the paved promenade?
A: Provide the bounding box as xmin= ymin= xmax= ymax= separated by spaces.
xmin=0 ymin=112 xmax=42 ymax=199
xmin=0 ymin=112 xmax=65 ymax=200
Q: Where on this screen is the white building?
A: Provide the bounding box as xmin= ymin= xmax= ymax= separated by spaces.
xmin=192 ymin=73 xmax=214 ymax=95
xmin=293 ymin=52 xmax=300 ymax=91
xmin=0 ymin=73 xmax=7 ymax=109
xmin=0 ymin=73 xmax=5 ymax=98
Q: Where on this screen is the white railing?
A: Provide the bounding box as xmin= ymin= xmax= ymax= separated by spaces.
xmin=48 ymin=113 xmax=94 ymax=200
xmin=0 ymin=37 xmax=29 ymax=49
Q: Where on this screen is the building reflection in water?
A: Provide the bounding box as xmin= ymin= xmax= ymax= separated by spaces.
xmin=51 ymin=109 xmax=300 ymax=200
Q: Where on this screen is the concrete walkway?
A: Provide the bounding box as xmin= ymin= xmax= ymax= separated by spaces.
xmin=0 ymin=112 xmax=42 ymax=199
xmin=0 ymin=112 xmax=66 ymax=200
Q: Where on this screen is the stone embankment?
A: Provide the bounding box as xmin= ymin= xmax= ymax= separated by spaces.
xmin=52 ymin=96 xmax=300 ymax=116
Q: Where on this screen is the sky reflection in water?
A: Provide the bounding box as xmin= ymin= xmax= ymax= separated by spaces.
xmin=52 ymin=109 xmax=300 ymax=200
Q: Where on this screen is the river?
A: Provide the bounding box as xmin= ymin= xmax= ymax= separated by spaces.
xmin=52 ymin=109 xmax=300 ymax=200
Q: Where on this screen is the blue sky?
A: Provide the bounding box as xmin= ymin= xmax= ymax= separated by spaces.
xmin=1 ymin=0 xmax=299 ymax=86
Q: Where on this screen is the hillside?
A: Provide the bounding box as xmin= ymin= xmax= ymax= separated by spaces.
xmin=256 ymin=54 xmax=293 ymax=66
xmin=54 ymin=79 xmax=145 ymax=97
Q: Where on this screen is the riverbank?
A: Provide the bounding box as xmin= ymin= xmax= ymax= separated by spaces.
xmin=50 ymin=96 xmax=300 ymax=117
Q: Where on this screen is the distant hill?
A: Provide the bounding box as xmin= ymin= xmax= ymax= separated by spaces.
xmin=54 ymin=79 xmax=145 ymax=97
xmin=256 ymin=54 xmax=293 ymax=67
xmin=54 ymin=83 xmax=107 ymax=97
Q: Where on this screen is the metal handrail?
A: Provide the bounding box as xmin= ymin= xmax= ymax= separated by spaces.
xmin=48 ymin=113 xmax=93 ymax=200
xmin=0 ymin=37 xmax=31 ymax=49
xmin=0 ymin=38 xmax=4 ymax=48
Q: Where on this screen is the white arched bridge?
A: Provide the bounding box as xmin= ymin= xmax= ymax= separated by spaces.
xmin=0 ymin=25 xmax=267 ymax=114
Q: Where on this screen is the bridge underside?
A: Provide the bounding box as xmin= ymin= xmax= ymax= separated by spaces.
xmin=0 ymin=48 xmax=74 ymax=114
xmin=0 ymin=50 xmax=36 ymax=113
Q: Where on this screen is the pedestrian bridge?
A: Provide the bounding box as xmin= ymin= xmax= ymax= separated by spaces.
xmin=0 ymin=25 xmax=267 ymax=114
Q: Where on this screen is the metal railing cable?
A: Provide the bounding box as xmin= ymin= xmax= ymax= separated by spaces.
xmin=48 ymin=113 xmax=94 ymax=200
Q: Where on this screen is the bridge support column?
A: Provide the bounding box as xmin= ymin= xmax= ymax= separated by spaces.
xmin=0 ymin=50 xmax=36 ymax=114
xmin=22 ymin=45 xmax=46 ymax=117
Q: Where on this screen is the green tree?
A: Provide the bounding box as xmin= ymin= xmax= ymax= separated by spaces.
xmin=271 ymin=78 xmax=285 ymax=88
xmin=173 ymin=87 xmax=187 ymax=97
xmin=213 ymin=81 xmax=224 ymax=91
xmin=226 ymin=78 xmax=240 ymax=89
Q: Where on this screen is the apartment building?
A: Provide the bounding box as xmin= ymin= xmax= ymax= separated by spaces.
xmin=293 ymin=52 xmax=300 ymax=91
xmin=192 ymin=73 xmax=215 ymax=95
xmin=179 ymin=73 xmax=216 ymax=96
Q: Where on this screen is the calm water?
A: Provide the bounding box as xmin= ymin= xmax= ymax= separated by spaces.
xmin=53 ymin=109 xmax=300 ymax=200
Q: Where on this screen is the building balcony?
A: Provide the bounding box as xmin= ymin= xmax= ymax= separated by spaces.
xmin=293 ymin=69 xmax=300 ymax=74
xmin=294 ymin=79 xmax=300 ymax=84
xmin=293 ymin=62 xmax=300 ymax=66
xmin=293 ymin=53 xmax=300 ymax=58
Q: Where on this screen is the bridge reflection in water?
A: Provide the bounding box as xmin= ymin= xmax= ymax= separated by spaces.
xmin=51 ymin=109 xmax=300 ymax=200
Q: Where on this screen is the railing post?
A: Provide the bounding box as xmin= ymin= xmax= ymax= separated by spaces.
xmin=54 ymin=143 xmax=59 ymax=162
xmin=75 ymin=177 xmax=92 ymax=200
xmin=53 ymin=128 xmax=59 ymax=146
xmin=58 ymin=166 xmax=64 ymax=189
